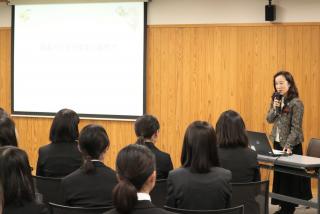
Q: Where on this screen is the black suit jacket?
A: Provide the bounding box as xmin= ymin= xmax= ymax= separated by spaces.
xmin=166 ymin=167 xmax=232 ymax=210
xmin=218 ymin=147 xmax=260 ymax=183
xmin=61 ymin=161 xmax=117 ymax=207
xmin=144 ymin=142 xmax=173 ymax=179
xmin=3 ymin=201 xmax=49 ymax=214
xmin=104 ymin=200 xmax=172 ymax=214
xmin=36 ymin=141 xmax=83 ymax=177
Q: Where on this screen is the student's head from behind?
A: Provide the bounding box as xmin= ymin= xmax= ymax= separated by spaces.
xmin=78 ymin=124 xmax=109 ymax=173
xmin=49 ymin=108 xmax=79 ymax=143
xmin=273 ymin=71 xmax=299 ymax=100
xmin=0 ymin=108 xmax=18 ymax=147
xmin=0 ymin=146 xmax=35 ymax=206
xmin=216 ymin=110 xmax=248 ymax=148
xmin=113 ymin=144 xmax=156 ymax=214
xmin=181 ymin=121 xmax=220 ymax=173
xmin=134 ymin=114 xmax=160 ymax=145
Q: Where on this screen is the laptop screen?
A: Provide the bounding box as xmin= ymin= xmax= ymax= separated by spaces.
xmin=247 ymin=131 xmax=275 ymax=156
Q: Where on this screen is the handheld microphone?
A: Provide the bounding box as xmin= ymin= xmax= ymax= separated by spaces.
xmin=273 ymin=92 xmax=283 ymax=114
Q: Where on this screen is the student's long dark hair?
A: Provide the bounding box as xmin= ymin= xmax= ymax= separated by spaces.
xmin=181 ymin=121 xmax=220 ymax=173
xmin=113 ymin=144 xmax=155 ymax=214
xmin=0 ymin=108 xmax=18 ymax=147
xmin=273 ymin=71 xmax=299 ymax=102
xmin=49 ymin=108 xmax=79 ymax=143
xmin=79 ymin=124 xmax=109 ymax=174
xmin=134 ymin=114 xmax=160 ymax=145
xmin=0 ymin=146 xmax=35 ymax=206
xmin=216 ymin=110 xmax=248 ymax=148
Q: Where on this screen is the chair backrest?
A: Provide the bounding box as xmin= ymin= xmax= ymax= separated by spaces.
xmin=231 ymin=180 xmax=269 ymax=214
xmin=150 ymin=179 xmax=167 ymax=207
xmin=49 ymin=202 xmax=114 ymax=214
xmin=164 ymin=205 xmax=244 ymax=214
xmin=32 ymin=175 xmax=63 ymax=204
xmin=307 ymin=138 xmax=320 ymax=158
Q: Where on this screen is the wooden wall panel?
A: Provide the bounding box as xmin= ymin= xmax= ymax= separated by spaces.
xmin=1 ymin=24 xmax=320 ymax=179
xmin=0 ymin=28 xmax=10 ymax=112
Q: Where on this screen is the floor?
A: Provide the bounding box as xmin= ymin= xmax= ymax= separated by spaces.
xmin=269 ymin=200 xmax=317 ymax=214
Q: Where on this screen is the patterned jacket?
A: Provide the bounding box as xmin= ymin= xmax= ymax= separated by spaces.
xmin=266 ymin=97 xmax=304 ymax=148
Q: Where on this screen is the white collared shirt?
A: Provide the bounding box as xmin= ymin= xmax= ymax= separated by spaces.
xmin=137 ymin=192 xmax=151 ymax=201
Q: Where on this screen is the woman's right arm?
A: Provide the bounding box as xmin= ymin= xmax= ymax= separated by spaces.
xmin=266 ymin=101 xmax=278 ymax=123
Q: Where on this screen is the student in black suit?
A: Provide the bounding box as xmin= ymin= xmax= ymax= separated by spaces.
xmin=216 ymin=110 xmax=260 ymax=183
xmin=36 ymin=108 xmax=82 ymax=177
xmin=0 ymin=108 xmax=18 ymax=147
xmin=135 ymin=114 xmax=173 ymax=179
xmin=61 ymin=124 xmax=117 ymax=207
xmin=0 ymin=146 xmax=49 ymax=214
xmin=104 ymin=144 xmax=171 ymax=214
xmin=166 ymin=121 xmax=232 ymax=210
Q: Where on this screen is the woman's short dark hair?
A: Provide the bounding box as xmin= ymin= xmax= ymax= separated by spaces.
xmin=0 ymin=108 xmax=18 ymax=147
xmin=113 ymin=144 xmax=155 ymax=214
xmin=181 ymin=121 xmax=220 ymax=173
xmin=273 ymin=71 xmax=299 ymax=101
xmin=49 ymin=108 xmax=80 ymax=143
xmin=134 ymin=114 xmax=160 ymax=145
xmin=79 ymin=124 xmax=109 ymax=174
xmin=0 ymin=146 xmax=35 ymax=206
xmin=216 ymin=110 xmax=248 ymax=148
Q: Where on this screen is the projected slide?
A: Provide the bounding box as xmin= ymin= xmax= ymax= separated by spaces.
xmin=13 ymin=2 xmax=145 ymax=118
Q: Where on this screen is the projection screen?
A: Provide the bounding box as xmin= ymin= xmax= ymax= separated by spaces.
xmin=12 ymin=1 xmax=146 ymax=119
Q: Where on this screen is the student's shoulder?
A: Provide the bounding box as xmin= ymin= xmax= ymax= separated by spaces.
xmin=211 ymin=167 xmax=232 ymax=180
xmin=99 ymin=163 xmax=117 ymax=175
xmin=61 ymin=168 xmax=82 ymax=184
xmin=38 ymin=143 xmax=51 ymax=153
xmin=157 ymin=149 xmax=172 ymax=161
xmin=168 ymin=167 xmax=188 ymax=178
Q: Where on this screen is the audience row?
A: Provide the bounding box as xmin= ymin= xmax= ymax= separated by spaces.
xmin=0 ymin=107 xmax=260 ymax=214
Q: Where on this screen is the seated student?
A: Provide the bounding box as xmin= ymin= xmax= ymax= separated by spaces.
xmin=166 ymin=121 xmax=232 ymax=210
xmin=216 ymin=110 xmax=260 ymax=183
xmin=61 ymin=124 xmax=117 ymax=207
xmin=0 ymin=108 xmax=18 ymax=147
xmin=36 ymin=108 xmax=83 ymax=177
xmin=104 ymin=144 xmax=171 ymax=214
xmin=0 ymin=146 xmax=49 ymax=214
xmin=135 ymin=114 xmax=173 ymax=179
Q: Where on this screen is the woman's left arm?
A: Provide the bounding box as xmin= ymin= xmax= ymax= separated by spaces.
xmin=286 ymin=99 xmax=304 ymax=148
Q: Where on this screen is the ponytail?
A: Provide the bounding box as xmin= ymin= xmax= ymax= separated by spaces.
xmin=135 ymin=136 xmax=145 ymax=145
xmin=78 ymin=124 xmax=109 ymax=174
xmin=113 ymin=179 xmax=137 ymax=214
xmin=81 ymin=157 xmax=96 ymax=174
xmin=113 ymin=144 xmax=156 ymax=214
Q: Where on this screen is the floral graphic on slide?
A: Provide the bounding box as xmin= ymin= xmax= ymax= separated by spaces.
xmin=115 ymin=6 xmax=139 ymax=31
xmin=19 ymin=9 xmax=31 ymax=22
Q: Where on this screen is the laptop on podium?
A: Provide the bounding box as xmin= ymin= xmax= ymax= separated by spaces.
xmin=247 ymin=131 xmax=285 ymax=157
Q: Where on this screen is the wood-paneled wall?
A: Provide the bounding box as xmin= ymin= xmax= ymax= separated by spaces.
xmin=1 ymin=24 xmax=320 ymax=178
